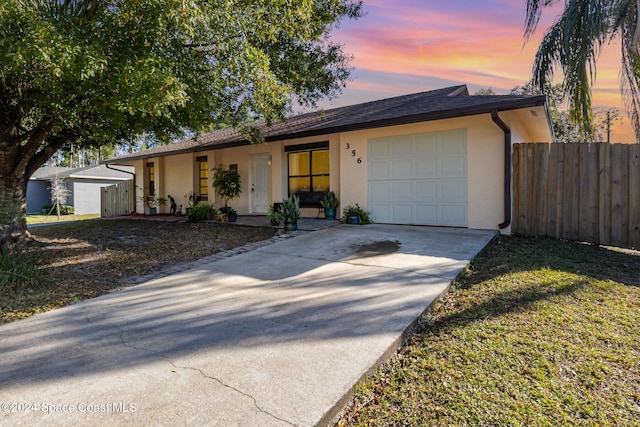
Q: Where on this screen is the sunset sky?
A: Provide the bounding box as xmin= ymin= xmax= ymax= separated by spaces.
xmin=320 ymin=0 xmax=635 ymax=143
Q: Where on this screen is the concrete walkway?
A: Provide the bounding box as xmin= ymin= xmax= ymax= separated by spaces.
xmin=0 ymin=224 xmax=496 ymax=426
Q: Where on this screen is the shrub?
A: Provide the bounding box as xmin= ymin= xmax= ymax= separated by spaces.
xmin=41 ymin=204 xmax=74 ymax=215
xmin=0 ymin=245 xmax=50 ymax=296
xmin=186 ymin=203 xmax=215 ymax=221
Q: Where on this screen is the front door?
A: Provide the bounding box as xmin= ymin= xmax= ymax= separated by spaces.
xmin=251 ymin=154 xmax=270 ymax=213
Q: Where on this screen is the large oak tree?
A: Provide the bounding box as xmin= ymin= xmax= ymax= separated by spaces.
xmin=0 ymin=0 xmax=362 ymax=245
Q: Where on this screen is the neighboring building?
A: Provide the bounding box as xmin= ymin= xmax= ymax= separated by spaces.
xmin=104 ymin=85 xmax=554 ymax=232
xmin=27 ymin=164 xmax=134 ymax=214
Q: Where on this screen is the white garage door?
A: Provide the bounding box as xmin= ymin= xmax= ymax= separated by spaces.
xmin=368 ymin=129 xmax=467 ymax=226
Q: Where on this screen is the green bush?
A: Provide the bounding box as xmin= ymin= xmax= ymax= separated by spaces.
xmin=0 ymin=245 xmax=50 ymax=295
xmin=41 ymin=204 xmax=74 ymax=215
xmin=186 ymin=203 xmax=215 ymax=221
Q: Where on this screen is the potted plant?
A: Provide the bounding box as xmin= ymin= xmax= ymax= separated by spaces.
xmin=340 ymin=204 xmax=371 ymax=225
xmin=185 ymin=191 xmax=200 ymax=215
xmin=139 ymin=195 xmax=167 ymax=215
xmin=278 ymin=194 xmax=300 ymax=231
xmin=320 ymin=191 xmax=339 ymax=220
xmin=225 ymin=207 xmax=238 ymax=222
xmin=212 ymin=165 xmax=242 ymax=217
xmin=266 ymin=204 xmax=282 ymax=226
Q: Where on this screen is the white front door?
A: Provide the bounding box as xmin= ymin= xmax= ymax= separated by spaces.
xmin=251 ymin=154 xmax=270 ymax=213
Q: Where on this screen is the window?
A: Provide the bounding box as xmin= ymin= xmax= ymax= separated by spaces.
xmin=286 ymin=143 xmax=330 ymax=196
xmin=146 ymin=162 xmax=155 ymax=196
xmin=197 ymin=156 xmax=208 ymax=200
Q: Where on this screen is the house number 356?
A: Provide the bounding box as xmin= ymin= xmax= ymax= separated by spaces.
xmin=346 ymin=143 xmax=362 ymax=164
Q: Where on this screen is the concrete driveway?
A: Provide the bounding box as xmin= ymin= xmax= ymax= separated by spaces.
xmin=0 ymin=224 xmax=496 ymax=426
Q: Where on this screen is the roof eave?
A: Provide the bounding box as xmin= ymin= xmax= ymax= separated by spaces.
xmin=105 ymin=95 xmax=548 ymax=163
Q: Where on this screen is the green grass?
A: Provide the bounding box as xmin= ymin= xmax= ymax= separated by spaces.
xmin=26 ymin=213 xmax=100 ymax=225
xmin=337 ymin=235 xmax=640 ymax=427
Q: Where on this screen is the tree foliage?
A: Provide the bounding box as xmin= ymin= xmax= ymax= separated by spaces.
xmin=523 ymin=0 xmax=640 ymax=141
xmin=0 ymin=0 xmax=363 ymax=242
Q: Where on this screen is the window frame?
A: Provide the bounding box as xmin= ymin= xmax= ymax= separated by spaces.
xmin=285 ymin=142 xmax=330 ymax=198
xmin=196 ymin=156 xmax=208 ymax=201
xmin=146 ymin=162 xmax=155 ymax=196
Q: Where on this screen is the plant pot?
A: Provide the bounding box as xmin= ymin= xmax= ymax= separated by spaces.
xmin=347 ymin=215 xmax=360 ymax=225
xmin=284 ymin=221 xmax=298 ymax=231
xmin=324 ymin=207 xmax=336 ymax=220
xmin=228 ymin=213 xmax=238 ymax=222
xmin=145 ymin=207 xmax=157 ymax=215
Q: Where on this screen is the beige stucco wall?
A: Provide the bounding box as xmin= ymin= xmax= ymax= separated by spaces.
xmin=119 ymin=106 xmax=552 ymax=225
xmin=162 ymin=153 xmax=195 ymax=213
xmin=338 ymin=115 xmax=506 ymax=230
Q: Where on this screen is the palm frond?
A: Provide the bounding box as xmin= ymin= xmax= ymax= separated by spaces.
xmin=530 ymin=0 xmax=616 ymax=136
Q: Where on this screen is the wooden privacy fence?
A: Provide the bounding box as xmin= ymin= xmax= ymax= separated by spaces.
xmin=101 ymin=180 xmax=135 ymax=218
xmin=512 ymin=143 xmax=640 ymax=250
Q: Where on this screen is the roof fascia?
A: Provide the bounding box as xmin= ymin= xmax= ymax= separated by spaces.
xmin=105 ymin=95 xmax=548 ymax=163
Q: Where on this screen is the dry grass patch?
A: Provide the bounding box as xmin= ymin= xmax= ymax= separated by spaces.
xmin=1 ymin=219 xmax=274 ymax=324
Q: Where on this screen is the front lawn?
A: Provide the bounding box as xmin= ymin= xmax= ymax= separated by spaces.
xmin=1 ymin=219 xmax=274 ymax=324
xmin=337 ymin=235 xmax=640 ymax=426
xmin=27 ymin=213 xmax=100 ymax=224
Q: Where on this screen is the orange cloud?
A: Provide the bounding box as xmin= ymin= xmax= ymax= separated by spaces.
xmin=331 ymin=1 xmax=636 ymax=142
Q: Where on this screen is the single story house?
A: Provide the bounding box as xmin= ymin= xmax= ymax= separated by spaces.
xmin=27 ymin=164 xmax=134 ymax=214
xmin=105 ymin=85 xmax=554 ymax=232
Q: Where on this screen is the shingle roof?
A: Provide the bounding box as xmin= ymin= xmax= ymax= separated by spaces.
xmin=105 ymin=85 xmax=548 ymax=163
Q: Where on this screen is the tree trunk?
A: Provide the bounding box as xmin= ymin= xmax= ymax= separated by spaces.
xmin=0 ymin=166 xmax=29 ymax=248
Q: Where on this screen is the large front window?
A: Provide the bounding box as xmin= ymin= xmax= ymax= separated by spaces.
xmin=287 ymin=148 xmax=330 ymax=195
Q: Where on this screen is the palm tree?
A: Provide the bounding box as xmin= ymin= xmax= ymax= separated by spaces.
xmin=524 ymin=0 xmax=640 ymax=141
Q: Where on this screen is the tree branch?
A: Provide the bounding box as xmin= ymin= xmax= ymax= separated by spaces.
xmin=25 ymin=138 xmax=68 ymax=179
xmin=15 ymin=118 xmax=54 ymax=171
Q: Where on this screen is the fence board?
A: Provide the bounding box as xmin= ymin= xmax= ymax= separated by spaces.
xmin=533 ymin=144 xmax=549 ymax=236
xmin=512 ymin=142 xmax=638 ymax=250
xmin=512 ymin=144 xmax=522 ymax=233
xmin=562 ymin=144 xmax=580 ymax=241
xmin=629 ymin=144 xmax=640 ymax=249
xmin=598 ymin=144 xmax=613 ymax=246
xmin=611 ymin=145 xmax=629 ymax=248
xmin=546 ymin=143 xmax=560 ymax=238
xmin=101 ymin=180 xmax=134 ymax=218
xmin=579 ymin=144 xmax=598 ymax=243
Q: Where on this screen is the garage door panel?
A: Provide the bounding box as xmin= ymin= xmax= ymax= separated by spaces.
xmin=391 ymin=182 xmax=413 ymax=201
xmin=439 ymin=205 xmax=467 ymax=226
xmin=391 ymin=204 xmax=413 ymax=223
xmin=415 ymin=181 xmax=438 ymax=200
xmin=440 ymin=131 xmax=467 ymax=153
xmin=415 ymin=204 xmax=439 ymax=224
xmin=440 ymin=156 xmax=466 ymax=177
xmin=391 ymin=159 xmax=413 ymax=178
xmin=370 ymin=203 xmax=392 ymax=222
xmin=414 ymin=134 xmax=438 ymax=154
xmin=369 ymin=139 xmax=390 ymax=157
xmin=391 ymin=136 xmax=413 ymax=155
xmin=439 ymin=180 xmax=467 ymax=202
xmin=369 ymin=160 xmax=390 ymax=179
xmin=369 ymin=182 xmax=392 ymax=201
xmin=368 ymin=129 xmax=467 ymax=226
xmin=415 ymin=157 xmax=438 ymax=177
